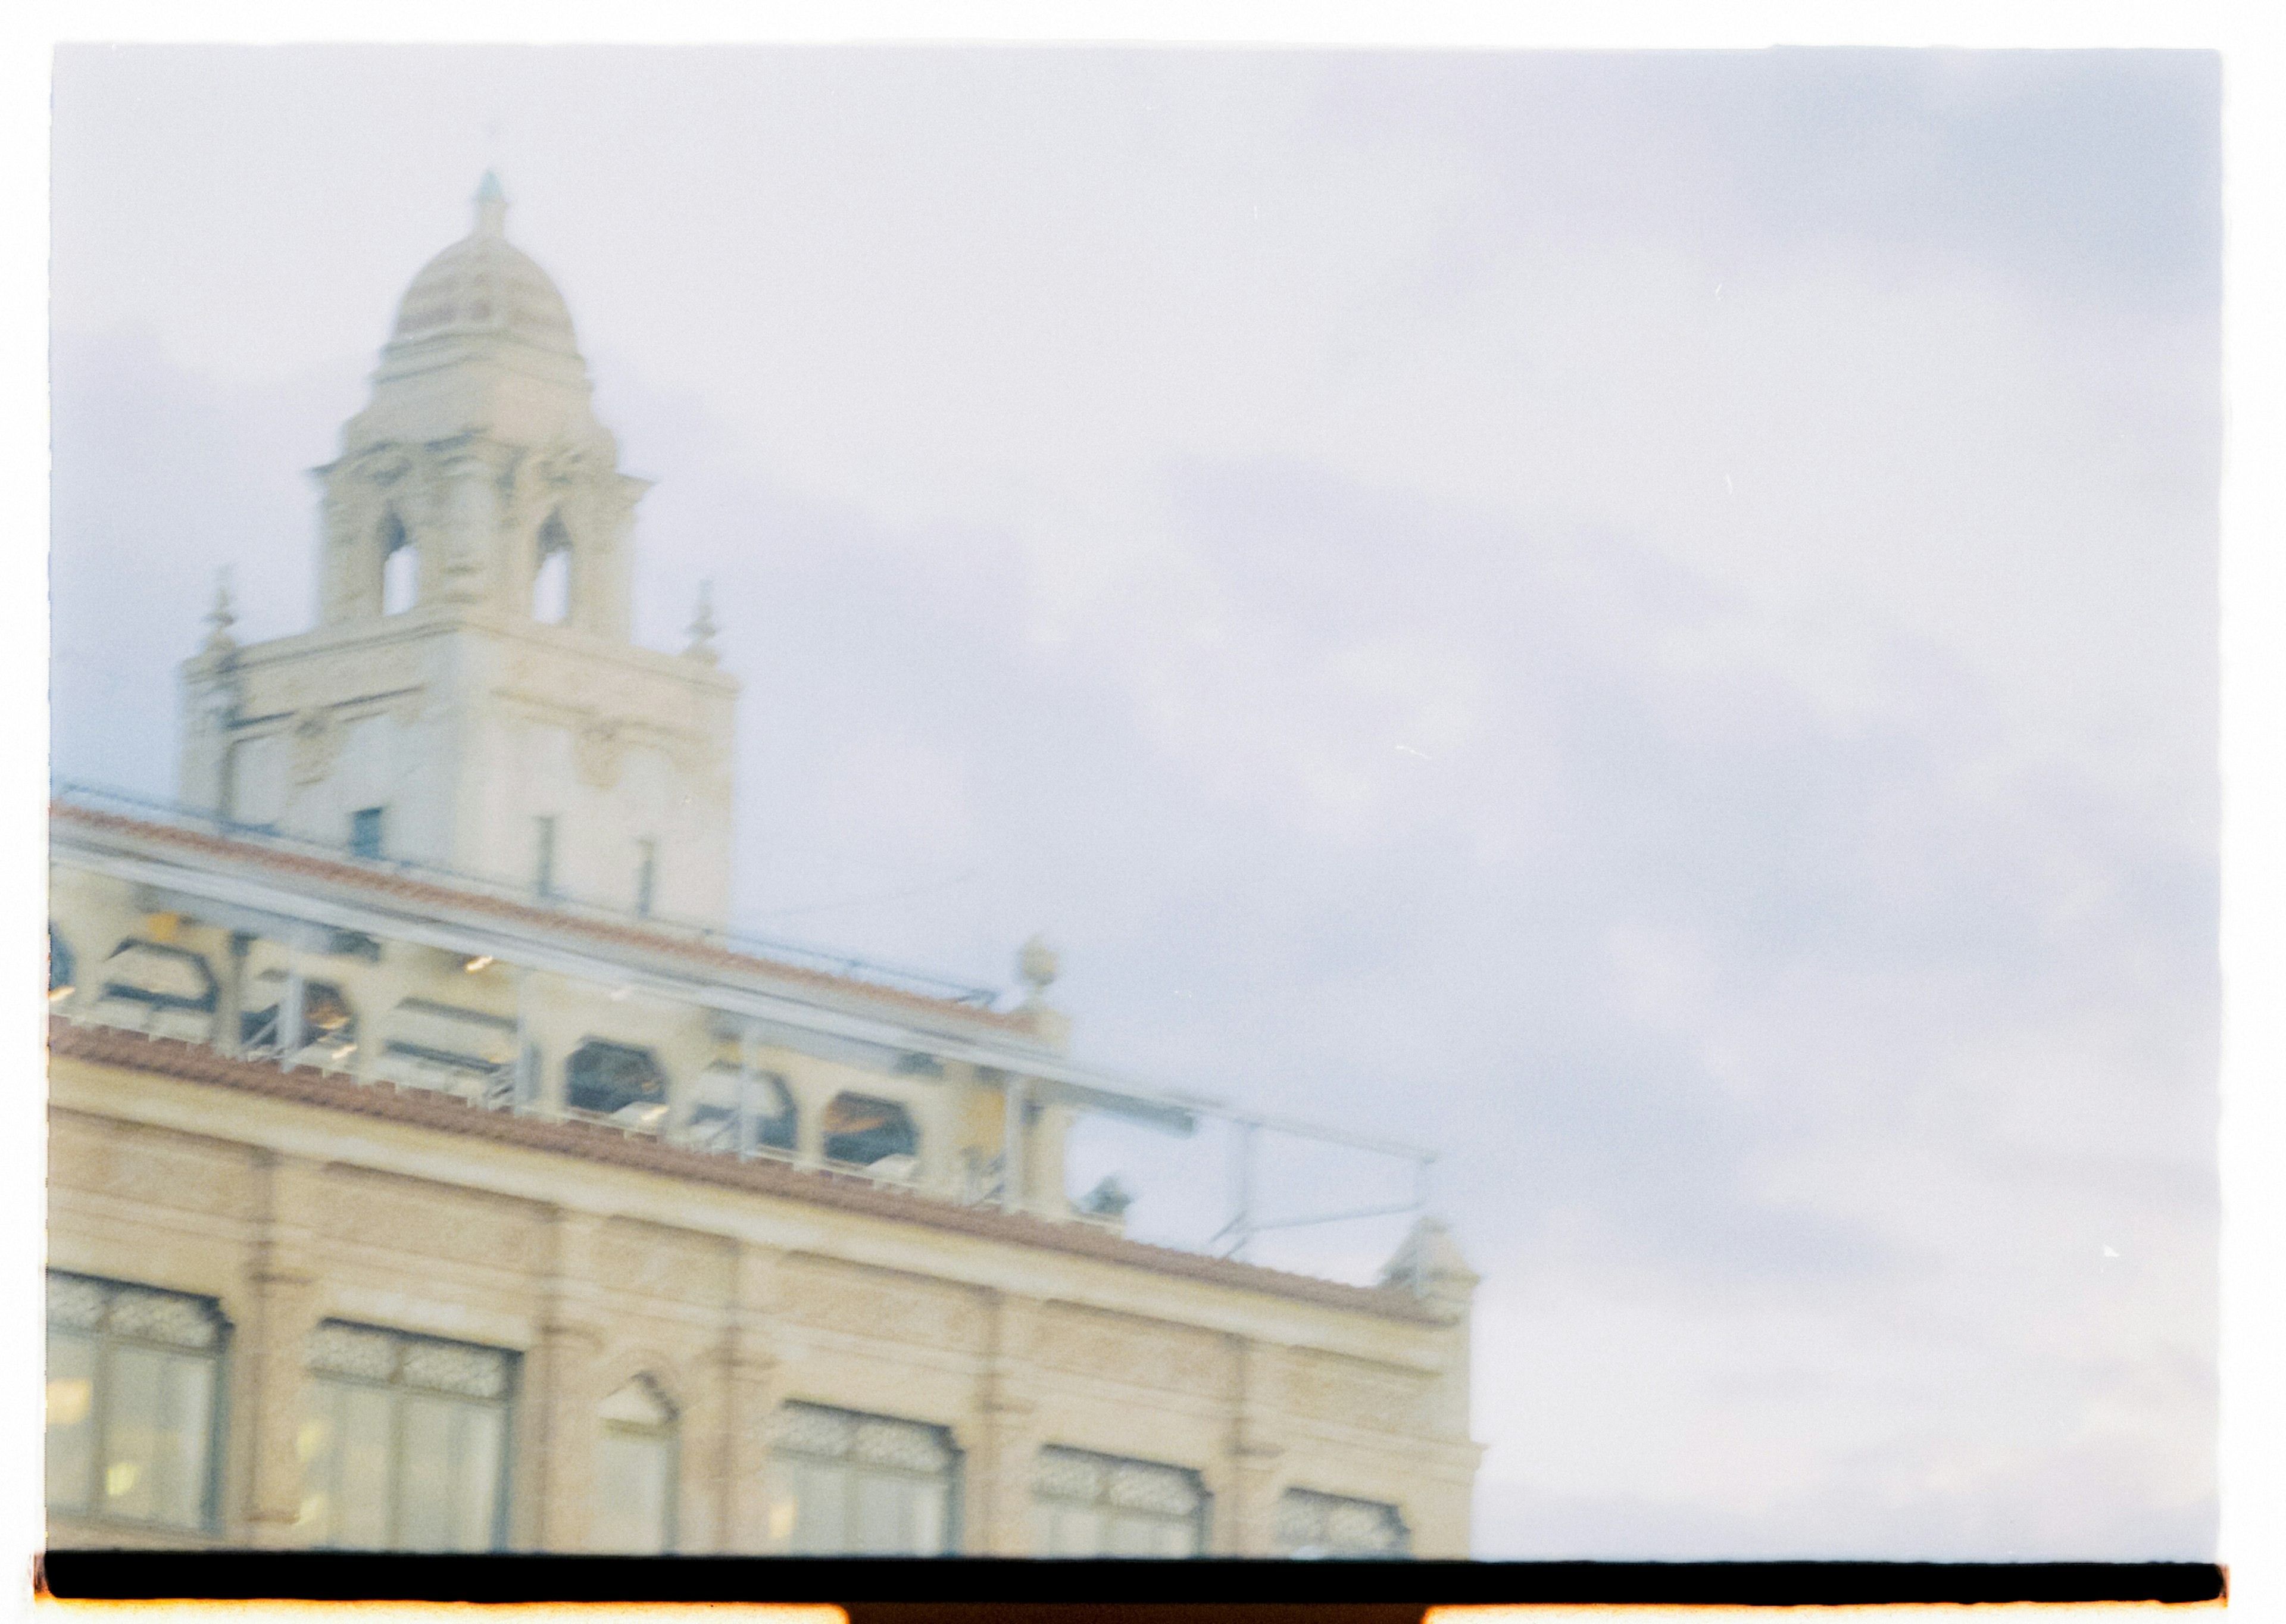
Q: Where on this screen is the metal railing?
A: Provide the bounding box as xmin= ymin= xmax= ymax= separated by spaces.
xmin=51 ymin=779 xmax=1003 ymax=1007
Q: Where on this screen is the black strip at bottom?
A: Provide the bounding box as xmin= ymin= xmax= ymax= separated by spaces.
xmin=36 ymin=1552 xmax=2227 ymax=1606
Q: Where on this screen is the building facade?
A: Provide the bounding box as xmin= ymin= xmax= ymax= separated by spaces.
xmin=45 ymin=178 xmax=1481 ymax=1557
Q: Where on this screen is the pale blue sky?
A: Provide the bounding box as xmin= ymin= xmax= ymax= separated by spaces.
xmin=49 ymin=45 xmax=2220 ymax=1558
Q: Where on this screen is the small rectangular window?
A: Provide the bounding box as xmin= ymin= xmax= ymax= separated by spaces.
xmin=535 ymin=816 xmax=557 ymax=899
xmin=635 ymin=839 xmax=657 ymax=919
xmin=350 ymin=807 xmax=386 ymax=860
xmin=45 ymin=1272 xmax=227 ymax=1534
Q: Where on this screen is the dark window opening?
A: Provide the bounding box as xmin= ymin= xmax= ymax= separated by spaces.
xmin=635 ymin=839 xmax=657 ymax=919
xmin=380 ymin=511 xmax=417 ymax=615
xmin=533 ymin=513 xmax=571 ymax=624
xmin=49 ymin=925 xmax=74 ymax=995
xmin=822 ymin=1093 xmax=919 ymax=1167
xmin=535 ymin=816 xmax=557 ymax=900
xmin=351 ymin=807 xmax=386 ymax=860
xmin=98 ymin=941 xmax=218 ymax=1013
xmin=566 ymin=1039 xmax=667 ymax=1121
xmin=242 ymin=977 xmax=357 ymax=1053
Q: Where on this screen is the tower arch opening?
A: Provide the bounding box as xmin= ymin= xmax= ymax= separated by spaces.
xmin=379 ymin=511 xmax=417 ymax=615
xmin=533 ymin=513 xmax=572 ymax=624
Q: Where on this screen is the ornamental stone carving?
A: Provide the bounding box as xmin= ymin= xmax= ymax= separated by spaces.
xmin=289 ymin=710 xmax=346 ymax=786
xmin=573 ymin=719 xmax=625 ymax=791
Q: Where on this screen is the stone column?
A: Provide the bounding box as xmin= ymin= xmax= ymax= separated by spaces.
xmin=969 ymin=1291 xmax=1042 ymax=1554
xmin=524 ymin=1207 xmax=607 ymax=1552
xmin=238 ymin=1151 xmax=327 ymax=1547
xmin=1225 ymin=1336 xmax=1286 ymax=1556
xmin=716 ymin=1239 xmax=783 ymax=1552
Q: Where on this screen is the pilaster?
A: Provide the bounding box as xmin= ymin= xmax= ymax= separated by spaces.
xmin=970 ymin=1291 xmax=1044 ymax=1554
xmin=1226 ymin=1335 xmax=1286 ymax=1556
xmin=717 ymin=1239 xmax=784 ymax=1552
xmin=524 ymin=1207 xmax=607 ymax=1552
xmin=238 ymin=1151 xmax=327 ymax=1548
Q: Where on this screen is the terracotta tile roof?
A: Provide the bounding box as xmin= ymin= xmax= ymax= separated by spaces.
xmin=48 ymin=1019 xmax=1445 ymax=1326
xmin=51 ymin=801 xmax=1036 ymax=1036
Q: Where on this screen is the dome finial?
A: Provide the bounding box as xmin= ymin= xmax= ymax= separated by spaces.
xmin=474 ymin=170 xmax=508 ymax=236
xmin=683 ymin=580 xmax=720 ymax=665
xmin=201 ymin=567 xmax=238 ymax=655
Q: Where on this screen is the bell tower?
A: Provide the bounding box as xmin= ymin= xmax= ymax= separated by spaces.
xmin=180 ymin=175 xmax=739 ymax=926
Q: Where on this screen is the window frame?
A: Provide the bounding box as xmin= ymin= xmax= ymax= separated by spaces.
xmin=591 ymin=1375 xmax=679 ymax=1554
xmin=299 ymin=1320 xmax=519 ymax=1553
xmin=44 ymin=1270 xmax=230 ymax=1538
xmin=764 ymin=1400 xmax=961 ymax=1556
xmin=1032 ymin=1443 xmax=1210 ymax=1559
xmin=1270 ymin=1486 xmax=1412 ymax=1560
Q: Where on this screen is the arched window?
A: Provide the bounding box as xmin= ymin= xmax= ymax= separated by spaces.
xmin=822 ymin=1093 xmax=919 ymax=1170
xmin=533 ymin=513 xmax=571 ymax=624
xmin=592 ymin=1376 xmax=677 ymax=1553
xmin=564 ymin=1039 xmax=667 ymax=1128
xmin=379 ymin=511 xmax=417 ymax=615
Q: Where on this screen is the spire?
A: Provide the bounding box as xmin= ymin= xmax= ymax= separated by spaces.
xmin=201 ymin=567 xmax=238 ymax=655
xmin=474 ymin=170 xmax=508 ymax=237
xmin=683 ymin=580 xmax=720 ymax=665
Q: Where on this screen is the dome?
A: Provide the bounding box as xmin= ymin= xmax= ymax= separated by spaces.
xmin=386 ymin=173 xmax=580 ymax=357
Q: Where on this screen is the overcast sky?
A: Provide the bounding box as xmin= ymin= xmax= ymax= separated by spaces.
xmin=48 ymin=45 xmax=2221 ymax=1560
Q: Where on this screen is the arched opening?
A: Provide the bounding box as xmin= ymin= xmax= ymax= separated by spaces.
xmin=593 ymin=1376 xmax=677 ymax=1553
xmin=822 ymin=1093 xmax=919 ymax=1171
xmin=532 ymin=513 xmax=571 ymax=624
xmin=565 ymin=1039 xmax=667 ymax=1128
xmin=379 ymin=511 xmax=417 ymax=615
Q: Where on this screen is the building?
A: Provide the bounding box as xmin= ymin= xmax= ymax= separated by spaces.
xmin=44 ymin=177 xmax=1481 ymax=1557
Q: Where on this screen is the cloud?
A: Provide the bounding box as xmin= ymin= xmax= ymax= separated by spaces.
xmin=47 ymin=46 xmax=2218 ymax=1559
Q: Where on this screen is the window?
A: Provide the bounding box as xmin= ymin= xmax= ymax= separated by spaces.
xmin=822 ymin=1093 xmax=919 ymax=1169
xmin=380 ymin=512 xmax=417 ymax=614
xmin=764 ymin=1402 xmax=956 ymax=1555
xmin=686 ymin=1067 xmax=797 ymax=1156
xmin=241 ymin=975 xmax=357 ymax=1063
xmin=375 ymin=998 xmax=519 ymax=1107
xmin=535 ymin=816 xmax=557 ymax=899
xmin=1272 ymin=1488 xmax=1410 ymax=1559
xmin=92 ymin=940 xmax=218 ymax=1041
xmin=592 ymin=1377 xmax=676 ymax=1553
xmin=350 ymin=807 xmax=386 ymax=860
xmin=46 ymin=1272 xmax=226 ymax=1534
xmin=1033 ymin=1446 xmax=1206 ymax=1557
xmin=564 ymin=1039 xmax=668 ymax=1128
xmin=533 ymin=514 xmax=570 ymax=623
xmin=635 ymin=839 xmax=657 ymax=919
xmin=49 ymin=924 xmax=74 ymax=999
xmin=298 ymin=1321 xmax=514 ymax=1551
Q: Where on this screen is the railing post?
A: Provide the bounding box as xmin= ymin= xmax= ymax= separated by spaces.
xmin=279 ymin=950 xmax=305 ymax=1062
xmin=737 ymin=1018 xmax=759 ymax=1160
xmin=1229 ymin=1119 xmax=1257 ymax=1261
xmin=513 ymin=964 xmax=535 ymax=1113
xmin=1001 ymin=1076 xmax=1028 ymax=1214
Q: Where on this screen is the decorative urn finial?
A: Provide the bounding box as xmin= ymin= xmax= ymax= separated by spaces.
xmin=1017 ymin=935 xmax=1060 ymax=1004
xmin=683 ymin=580 xmax=720 ymax=665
